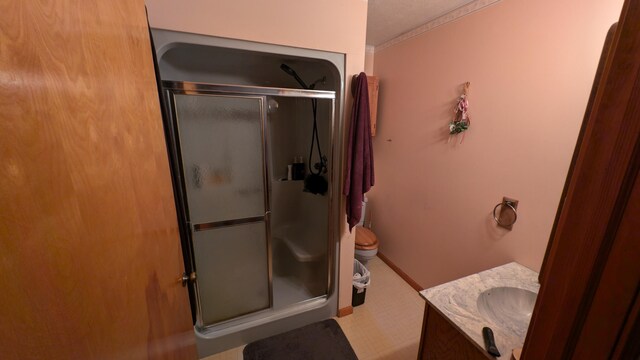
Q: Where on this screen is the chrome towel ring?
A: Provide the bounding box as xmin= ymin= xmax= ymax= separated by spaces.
xmin=493 ymin=200 xmax=518 ymax=229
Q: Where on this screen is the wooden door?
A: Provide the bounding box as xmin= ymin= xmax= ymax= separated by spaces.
xmin=522 ymin=0 xmax=640 ymax=358
xmin=0 ymin=1 xmax=197 ymax=359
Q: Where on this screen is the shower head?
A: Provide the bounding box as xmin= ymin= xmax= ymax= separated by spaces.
xmin=280 ymin=63 xmax=309 ymax=89
xmin=280 ymin=63 xmax=296 ymax=77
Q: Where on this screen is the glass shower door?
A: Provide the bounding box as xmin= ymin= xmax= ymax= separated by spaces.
xmin=172 ymin=94 xmax=270 ymax=327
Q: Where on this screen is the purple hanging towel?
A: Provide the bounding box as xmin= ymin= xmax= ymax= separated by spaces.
xmin=344 ymin=72 xmax=375 ymax=231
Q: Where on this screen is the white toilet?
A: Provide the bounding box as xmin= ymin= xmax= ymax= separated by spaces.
xmin=354 ymin=197 xmax=379 ymax=264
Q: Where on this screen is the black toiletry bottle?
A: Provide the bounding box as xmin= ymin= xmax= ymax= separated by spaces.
xmin=292 ymin=156 xmax=305 ymax=180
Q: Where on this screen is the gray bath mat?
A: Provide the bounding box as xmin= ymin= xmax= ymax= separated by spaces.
xmin=243 ymin=319 xmax=358 ymax=360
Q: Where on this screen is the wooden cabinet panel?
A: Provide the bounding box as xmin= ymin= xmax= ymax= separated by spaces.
xmin=367 ymin=76 xmax=379 ymax=136
xmin=419 ymin=305 xmax=489 ymax=360
xmin=0 ymin=1 xmax=197 ymax=359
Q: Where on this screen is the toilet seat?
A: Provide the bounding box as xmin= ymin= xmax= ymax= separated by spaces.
xmin=355 ymin=226 xmax=378 ymax=250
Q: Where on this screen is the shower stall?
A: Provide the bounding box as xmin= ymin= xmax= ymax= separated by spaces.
xmin=152 ymin=30 xmax=344 ymax=356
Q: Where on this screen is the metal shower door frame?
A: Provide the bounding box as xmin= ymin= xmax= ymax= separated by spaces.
xmin=162 ymin=80 xmax=337 ymax=330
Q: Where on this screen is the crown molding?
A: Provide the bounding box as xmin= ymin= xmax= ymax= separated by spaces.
xmin=374 ymin=0 xmax=503 ymax=53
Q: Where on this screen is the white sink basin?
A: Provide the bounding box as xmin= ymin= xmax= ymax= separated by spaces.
xmin=477 ymin=287 xmax=537 ymax=331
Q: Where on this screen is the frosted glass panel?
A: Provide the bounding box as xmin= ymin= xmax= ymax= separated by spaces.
xmin=193 ymin=222 xmax=270 ymax=325
xmin=175 ymin=94 xmax=265 ymax=224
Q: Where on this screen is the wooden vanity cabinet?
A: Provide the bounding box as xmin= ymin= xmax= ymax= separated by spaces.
xmin=418 ymin=304 xmax=491 ymax=360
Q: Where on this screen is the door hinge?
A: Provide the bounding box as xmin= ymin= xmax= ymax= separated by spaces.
xmin=181 ymin=271 xmax=197 ymax=287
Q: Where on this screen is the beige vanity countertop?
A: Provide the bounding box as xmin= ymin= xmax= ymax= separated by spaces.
xmin=419 ymin=262 xmax=539 ymax=359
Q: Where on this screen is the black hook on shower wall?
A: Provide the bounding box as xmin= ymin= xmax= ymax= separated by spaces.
xmin=309 ymin=76 xmax=327 ymax=89
xmin=280 ymin=63 xmax=326 ymax=89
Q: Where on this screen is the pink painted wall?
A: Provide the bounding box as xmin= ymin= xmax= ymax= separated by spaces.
xmin=365 ymin=47 xmax=375 ymax=74
xmin=370 ymin=0 xmax=624 ymax=288
xmin=145 ymin=0 xmax=367 ymax=310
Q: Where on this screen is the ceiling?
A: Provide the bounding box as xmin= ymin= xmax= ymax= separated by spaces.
xmin=366 ymin=0 xmax=477 ymax=47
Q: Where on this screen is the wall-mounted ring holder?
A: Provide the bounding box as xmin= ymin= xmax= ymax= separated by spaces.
xmin=493 ymin=197 xmax=519 ymax=230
